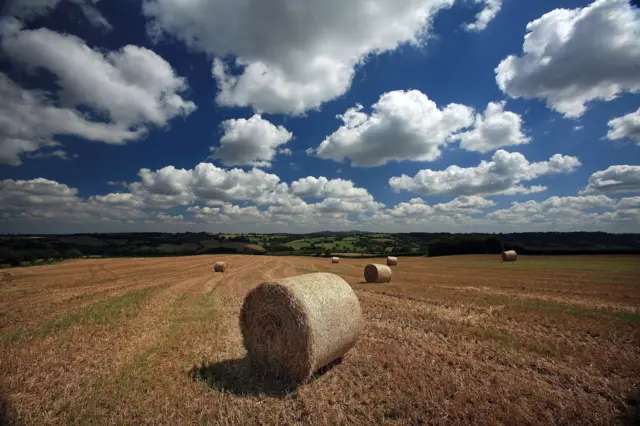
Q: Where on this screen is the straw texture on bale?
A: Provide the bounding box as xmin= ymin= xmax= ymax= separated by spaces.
xmin=331 ymin=257 xmax=339 ymax=264
xmin=0 ymin=272 xmax=11 ymax=283
xmin=502 ymin=250 xmax=518 ymax=262
xmin=387 ymin=256 xmax=398 ymax=266
xmin=240 ymin=272 xmax=362 ymax=382
xmin=364 ymin=263 xmax=392 ymax=283
xmin=214 ymin=261 xmax=228 ymax=272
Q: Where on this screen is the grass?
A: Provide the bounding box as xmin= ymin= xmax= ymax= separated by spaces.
xmin=2 ymin=285 xmax=162 ymax=344
xmin=67 ymin=281 xmax=221 ymax=423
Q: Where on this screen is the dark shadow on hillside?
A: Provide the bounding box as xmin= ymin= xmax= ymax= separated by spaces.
xmin=621 ymin=386 xmax=640 ymax=426
xmin=187 ymin=357 xmax=342 ymax=398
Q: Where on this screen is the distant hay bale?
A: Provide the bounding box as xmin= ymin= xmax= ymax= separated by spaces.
xmin=364 ymin=264 xmax=392 ymax=283
xmin=214 ymin=261 xmax=228 ymax=272
xmin=331 ymin=257 xmax=339 ymax=264
xmin=502 ymin=250 xmax=518 ymax=262
xmin=0 ymin=272 xmax=12 ymax=283
xmin=387 ymin=256 xmax=398 ymax=266
xmin=240 ymin=272 xmax=362 ymax=382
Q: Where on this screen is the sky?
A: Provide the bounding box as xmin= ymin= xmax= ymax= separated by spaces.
xmin=0 ymin=0 xmax=639 ymax=234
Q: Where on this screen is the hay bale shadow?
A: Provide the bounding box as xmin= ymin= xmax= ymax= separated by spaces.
xmin=0 ymin=387 xmax=21 ymax=426
xmin=621 ymin=386 xmax=640 ymax=426
xmin=188 ymin=357 xmax=343 ymax=397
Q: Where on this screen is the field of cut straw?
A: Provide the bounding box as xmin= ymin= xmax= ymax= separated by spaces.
xmin=1 ymin=255 xmax=639 ymax=425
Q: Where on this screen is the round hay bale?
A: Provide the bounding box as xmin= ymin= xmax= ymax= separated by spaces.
xmin=214 ymin=261 xmax=228 ymax=272
xmin=240 ymin=272 xmax=362 ymax=382
xmin=364 ymin=263 xmax=392 ymax=283
xmin=502 ymin=250 xmax=518 ymax=262
xmin=386 ymin=256 xmax=398 ymax=266
xmin=0 ymin=272 xmax=12 ymax=283
xmin=331 ymin=257 xmax=339 ymax=264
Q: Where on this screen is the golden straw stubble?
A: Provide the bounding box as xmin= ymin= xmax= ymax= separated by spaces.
xmin=239 ymin=272 xmax=362 ymax=382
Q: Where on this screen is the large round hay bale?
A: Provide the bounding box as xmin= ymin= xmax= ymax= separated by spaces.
xmin=240 ymin=272 xmax=362 ymax=382
xmin=364 ymin=264 xmax=392 ymax=283
xmin=502 ymin=250 xmax=518 ymax=262
xmin=387 ymin=256 xmax=398 ymax=266
xmin=214 ymin=261 xmax=228 ymax=272
xmin=331 ymin=257 xmax=339 ymax=264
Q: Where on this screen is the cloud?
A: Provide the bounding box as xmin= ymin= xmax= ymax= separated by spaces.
xmin=388 ymin=196 xmax=491 ymax=217
xmin=0 ymin=178 xmax=79 ymax=209
xmin=126 ymin=167 xmax=383 ymax=224
xmin=143 ymin=0 xmax=459 ymax=114
xmin=452 ymin=101 xmax=530 ymax=153
xmin=581 ymin=165 xmax=640 ymax=194
xmin=0 ymin=178 xmax=167 ymax=224
xmin=188 ymin=204 xmax=270 ymax=224
xmin=3 ymin=172 xmax=639 ymax=232
xmin=0 ymin=26 xmax=195 ymax=164
xmin=210 ymin=114 xmax=293 ymax=167
xmin=4 ymin=0 xmax=112 ymax=30
xmin=128 ymin=163 xmax=282 ymax=207
xmin=606 ymin=107 xmax=640 ymax=143
xmin=27 ymin=149 xmax=70 ymax=161
xmin=315 ymin=90 xmax=474 ymax=167
xmin=2 ymin=27 xmax=196 ymax=126
xmin=465 ymin=0 xmax=502 ymax=31
xmin=0 ymin=73 xmax=144 ymax=166
xmin=291 ymin=177 xmax=371 ymax=200
xmin=574 ymin=125 xmax=584 ymax=131
xmin=389 ymin=149 xmax=580 ymax=196
xmin=486 ymin=195 xmax=619 ymax=227
xmin=495 ymin=0 xmax=640 ymax=118
xmin=88 ymin=193 xmax=145 ymax=209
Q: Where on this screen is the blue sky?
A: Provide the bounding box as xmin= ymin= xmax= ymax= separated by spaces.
xmin=0 ymin=0 xmax=639 ymax=233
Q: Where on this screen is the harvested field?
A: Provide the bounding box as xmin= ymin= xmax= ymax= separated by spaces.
xmin=1 ymin=255 xmax=639 ymax=425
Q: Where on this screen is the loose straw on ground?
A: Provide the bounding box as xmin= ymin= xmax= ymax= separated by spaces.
xmin=364 ymin=264 xmax=392 ymax=283
xmin=240 ymin=272 xmax=362 ymax=382
xmin=502 ymin=250 xmax=518 ymax=262
xmin=387 ymin=256 xmax=398 ymax=266
xmin=214 ymin=261 xmax=228 ymax=272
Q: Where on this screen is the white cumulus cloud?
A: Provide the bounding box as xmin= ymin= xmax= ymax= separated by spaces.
xmin=452 ymin=101 xmax=530 ymax=153
xmin=465 ymin=0 xmax=502 ymax=31
xmin=495 ymin=0 xmax=640 ymax=118
xmin=315 ymin=90 xmax=474 ymax=167
xmin=581 ymin=165 xmax=640 ymax=194
xmin=486 ymin=195 xmax=619 ymax=228
xmin=210 ymin=115 xmax=293 ymax=167
xmin=143 ymin=0 xmax=459 ymax=114
xmin=606 ymin=107 xmax=640 ymax=143
xmin=0 ymin=26 xmax=195 ymax=165
xmin=389 ymin=149 xmax=581 ymax=196
xmin=0 ymin=73 xmax=143 ymax=166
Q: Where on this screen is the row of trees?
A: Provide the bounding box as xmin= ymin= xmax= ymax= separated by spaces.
xmin=427 ymin=236 xmax=503 ymax=257
xmin=0 ymin=247 xmax=83 ymax=266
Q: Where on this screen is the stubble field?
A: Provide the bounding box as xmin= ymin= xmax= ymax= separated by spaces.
xmin=1 ymin=255 xmax=639 ymax=425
